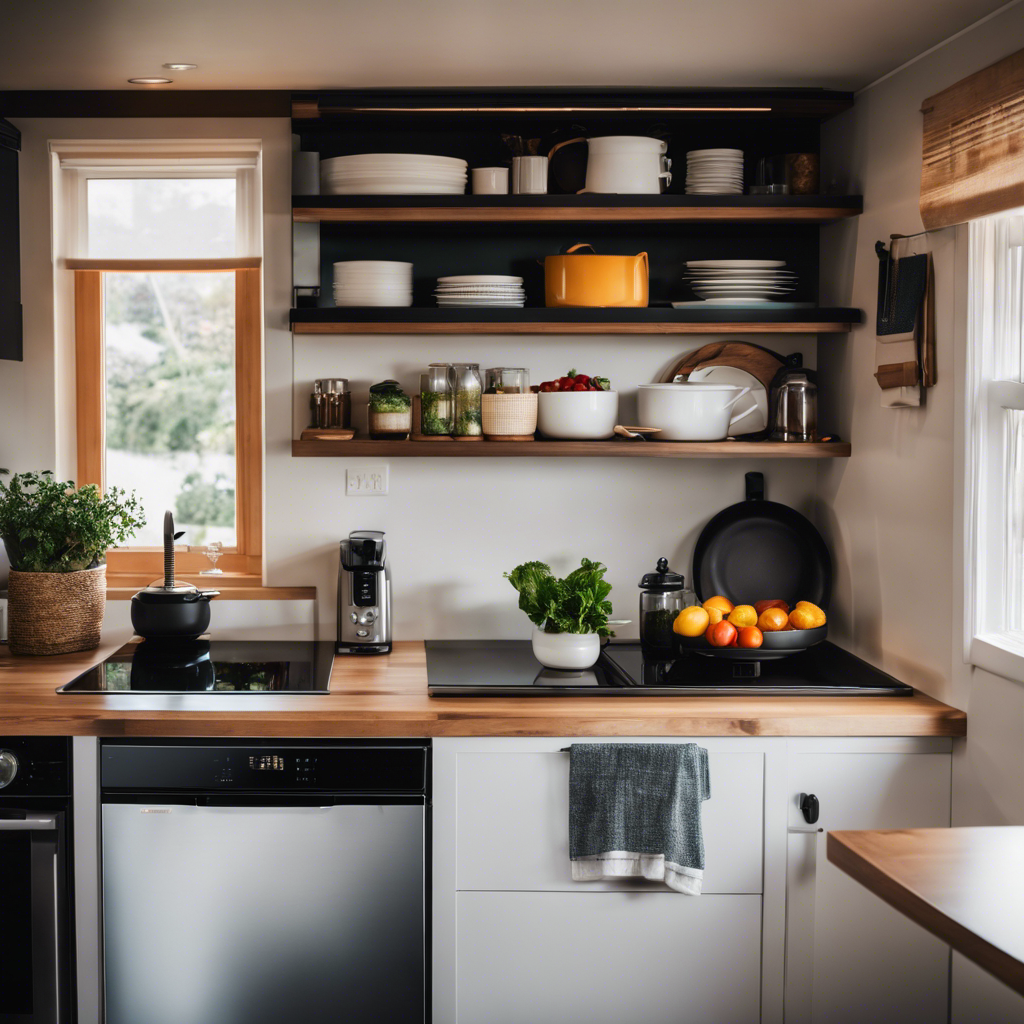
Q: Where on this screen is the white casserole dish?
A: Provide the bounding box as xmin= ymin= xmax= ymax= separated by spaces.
xmin=636 ymin=382 xmax=754 ymax=441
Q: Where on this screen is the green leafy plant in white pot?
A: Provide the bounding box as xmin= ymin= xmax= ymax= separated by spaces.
xmin=505 ymin=558 xmax=614 ymax=669
xmin=0 ymin=471 xmax=145 ymax=655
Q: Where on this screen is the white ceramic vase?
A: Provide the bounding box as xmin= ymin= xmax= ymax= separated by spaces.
xmin=531 ymin=627 xmax=601 ymax=670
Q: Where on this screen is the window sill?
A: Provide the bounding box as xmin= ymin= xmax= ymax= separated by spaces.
xmin=969 ymin=633 xmax=1024 ymax=683
xmin=106 ymin=574 xmax=316 ymax=602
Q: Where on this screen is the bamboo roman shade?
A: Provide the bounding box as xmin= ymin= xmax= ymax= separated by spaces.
xmin=921 ymin=47 xmax=1024 ymax=229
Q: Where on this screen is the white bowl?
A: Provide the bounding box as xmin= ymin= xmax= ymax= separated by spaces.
xmin=636 ymin=382 xmax=755 ymax=441
xmin=537 ymin=390 xmax=618 ymax=440
xmin=531 ymin=628 xmax=601 ymax=669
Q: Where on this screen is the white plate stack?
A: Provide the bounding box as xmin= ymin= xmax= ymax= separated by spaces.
xmin=685 ymin=149 xmax=744 ymax=194
xmin=333 ymin=261 xmax=413 ymax=307
xmin=434 ymin=275 xmax=525 ymax=307
xmin=680 ymin=259 xmax=797 ymax=304
xmin=320 ymin=154 xmax=468 ymax=195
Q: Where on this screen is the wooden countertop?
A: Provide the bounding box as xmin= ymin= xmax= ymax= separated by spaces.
xmin=0 ymin=639 xmax=966 ymax=738
xmin=828 ymin=828 xmax=1024 ymax=996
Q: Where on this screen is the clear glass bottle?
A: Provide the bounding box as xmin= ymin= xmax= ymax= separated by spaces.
xmin=419 ymin=363 xmax=455 ymax=435
xmin=367 ymin=380 xmax=412 ymax=440
xmin=452 ymin=362 xmax=483 ymax=438
xmin=484 ymin=367 xmax=530 ymax=394
xmin=638 ymin=557 xmax=697 ymax=655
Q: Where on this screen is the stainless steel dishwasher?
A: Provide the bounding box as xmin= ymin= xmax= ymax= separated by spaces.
xmin=100 ymin=740 xmax=428 ymax=1024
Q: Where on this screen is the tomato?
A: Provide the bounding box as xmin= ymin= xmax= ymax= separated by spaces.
xmin=707 ymin=620 xmax=738 ymax=648
xmin=754 ymin=599 xmax=790 ymax=615
xmin=737 ymin=626 xmax=764 ymax=648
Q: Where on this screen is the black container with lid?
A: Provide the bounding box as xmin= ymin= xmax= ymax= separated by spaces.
xmin=638 ymin=557 xmax=696 ymax=655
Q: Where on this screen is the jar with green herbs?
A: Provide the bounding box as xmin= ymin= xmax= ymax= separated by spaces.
xmin=452 ymin=362 xmax=483 ymax=440
xmin=419 ymin=363 xmax=454 ymax=435
xmin=367 ymin=380 xmax=412 ymax=440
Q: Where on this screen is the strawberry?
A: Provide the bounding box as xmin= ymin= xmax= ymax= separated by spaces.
xmin=539 ymin=382 xmax=556 ymax=392
xmin=558 ymin=376 xmax=575 ymax=390
xmin=572 ymin=382 xmax=587 ymax=391
xmin=574 ymin=374 xmax=591 ymax=386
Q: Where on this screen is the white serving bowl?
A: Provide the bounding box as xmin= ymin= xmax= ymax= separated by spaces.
xmin=636 ymin=382 xmax=754 ymax=441
xmin=531 ymin=628 xmax=601 ymax=669
xmin=537 ymin=390 xmax=619 ymax=440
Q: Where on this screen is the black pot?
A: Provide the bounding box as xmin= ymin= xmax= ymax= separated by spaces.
xmin=129 ymin=510 xmax=220 ymax=640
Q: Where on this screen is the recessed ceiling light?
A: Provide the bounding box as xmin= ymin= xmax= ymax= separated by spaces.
xmin=127 ymin=77 xmax=173 ymax=85
xmin=162 ymin=63 xmax=197 ymax=71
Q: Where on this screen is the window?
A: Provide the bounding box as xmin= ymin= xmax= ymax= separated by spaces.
xmin=57 ymin=142 xmax=263 ymax=580
xmin=966 ymin=209 xmax=1024 ymax=680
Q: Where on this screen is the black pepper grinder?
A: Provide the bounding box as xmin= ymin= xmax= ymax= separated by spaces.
xmin=638 ymin=557 xmax=697 ymax=655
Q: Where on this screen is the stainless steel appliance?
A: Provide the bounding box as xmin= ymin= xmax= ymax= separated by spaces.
xmin=769 ymin=360 xmax=819 ymax=442
xmin=426 ymin=640 xmax=915 ymax=696
xmin=100 ymin=739 xmax=428 ymax=1024
xmin=56 ymin=640 xmax=334 ymax=693
xmin=337 ymin=530 xmax=392 ymax=654
xmin=0 ymin=737 xmax=73 ymax=1022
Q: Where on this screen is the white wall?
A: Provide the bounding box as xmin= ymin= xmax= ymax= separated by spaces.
xmin=819 ymin=5 xmax=1024 ymax=1019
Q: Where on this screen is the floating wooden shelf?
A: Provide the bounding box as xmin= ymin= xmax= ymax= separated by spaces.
xmin=292 ymin=438 xmax=851 ymax=459
xmin=291 ymin=307 xmax=861 ymax=335
xmin=293 ymin=194 xmax=863 ymax=224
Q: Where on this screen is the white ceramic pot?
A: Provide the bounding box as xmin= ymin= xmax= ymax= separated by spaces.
xmin=584 ymin=136 xmax=671 ymax=194
xmin=537 ymin=390 xmax=619 ymax=439
xmin=531 ymin=627 xmax=601 ymax=670
xmin=636 ymin=382 xmax=755 ymax=441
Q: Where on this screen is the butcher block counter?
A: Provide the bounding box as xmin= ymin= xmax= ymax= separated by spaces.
xmin=0 ymin=639 xmax=967 ymax=737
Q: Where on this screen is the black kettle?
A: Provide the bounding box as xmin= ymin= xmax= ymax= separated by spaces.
xmin=130 ymin=511 xmax=220 ymax=640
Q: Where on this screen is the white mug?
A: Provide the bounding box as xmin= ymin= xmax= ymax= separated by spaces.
xmin=472 ymin=166 xmax=509 ymax=195
xmin=512 ymin=156 xmax=548 ymax=195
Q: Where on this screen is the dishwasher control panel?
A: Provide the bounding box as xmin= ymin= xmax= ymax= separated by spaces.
xmin=101 ymin=742 xmax=427 ymax=793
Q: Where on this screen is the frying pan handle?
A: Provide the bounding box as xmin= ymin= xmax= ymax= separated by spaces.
xmin=745 ymin=472 xmax=764 ymax=502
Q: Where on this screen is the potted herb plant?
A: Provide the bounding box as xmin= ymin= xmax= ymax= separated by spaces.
xmin=505 ymin=558 xmax=614 ymax=669
xmin=0 ymin=471 xmax=145 ymax=655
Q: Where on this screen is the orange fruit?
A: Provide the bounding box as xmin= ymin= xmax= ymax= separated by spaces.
xmin=737 ymin=626 xmax=764 ymax=648
xmin=789 ymin=602 xmax=827 ymax=629
xmin=706 ymin=605 xmax=725 ymax=626
xmin=707 ymin=620 xmax=738 ymax=648
xmin=754 ymin=599 xmax=790 ymax=615
xmin=703 ymin=595 xmax=734 ymax=615
xmin=727 ymin=604 xmax=758 ymax=628
xmin=757 ymin=607 xmax=789 ymax=632
xmin=673 ymin=605 xmax=710 ymax=638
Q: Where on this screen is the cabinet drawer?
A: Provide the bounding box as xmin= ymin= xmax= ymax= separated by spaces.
xmin=456 ymin=891 xmax=762 ymax=1024
xmin=455 ymin=748 xmax=763 ymax=893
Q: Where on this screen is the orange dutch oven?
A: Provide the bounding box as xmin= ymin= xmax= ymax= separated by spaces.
xmin=543 ymin=243 xmax=649 ymax=308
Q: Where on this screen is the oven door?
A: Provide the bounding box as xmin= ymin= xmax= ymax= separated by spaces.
xmin=0 ymin=811 xmax=67 ymax=1023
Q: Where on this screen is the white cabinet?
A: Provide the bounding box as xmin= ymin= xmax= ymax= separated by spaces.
xmin=784 ymin=744 xmax=952 ymax=1024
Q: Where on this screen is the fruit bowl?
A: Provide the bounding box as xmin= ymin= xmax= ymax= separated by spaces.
xmin=675 ymin=623 xmax=828 ymax=661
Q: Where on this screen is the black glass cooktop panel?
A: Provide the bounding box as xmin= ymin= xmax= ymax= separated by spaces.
xmin=57 ymin=640 xmax=334 ymax=694
xmin=426 ymin=640 xmax=914 ymax=696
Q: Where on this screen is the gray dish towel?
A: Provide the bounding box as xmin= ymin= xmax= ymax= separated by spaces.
xmin=569 ymin=743 xmax=711 ymax=895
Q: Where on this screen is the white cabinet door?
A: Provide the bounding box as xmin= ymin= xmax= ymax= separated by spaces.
xmin=455 ymin=749 xmax=764 ymax=893
xmin=457 ymin=891 xmax=762 ymax=1024
xmin=785 ymin=751 xmax=951 ymax=1024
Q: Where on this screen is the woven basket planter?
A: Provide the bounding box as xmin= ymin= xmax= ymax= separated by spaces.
xmin=7 ymin=564 xmax=106 ymax=656
xmin=481 ymin=392 xmax=538 ymax=438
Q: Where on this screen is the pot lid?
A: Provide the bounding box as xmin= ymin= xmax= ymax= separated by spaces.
xmin=139 ymin=579 xmax=202 ymax=596
xmin=639 ymin=557 xmax=687 ymax=591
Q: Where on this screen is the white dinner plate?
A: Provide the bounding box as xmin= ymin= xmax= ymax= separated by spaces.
xmin=687 ymin=364 xmax=768 ymax=433
xmin=437 ymin=275 xmax=523 ymax=284
xmin=687 ymin=259 xmax=786 ymax=269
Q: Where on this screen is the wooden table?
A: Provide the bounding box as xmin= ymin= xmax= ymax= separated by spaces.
xmin=828 ymin=827 xmax=1024 ymax=997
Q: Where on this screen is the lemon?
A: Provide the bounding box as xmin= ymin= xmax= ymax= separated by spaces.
xmin=791 ymin=601 xmax=827 ymax=629
xmin=704 ymin=595 xmax=734 ymax=615
xmin=673 ymin=605 xmax=710 ymax=638
xmin=727 ymin=604 xmax=758 ymax=628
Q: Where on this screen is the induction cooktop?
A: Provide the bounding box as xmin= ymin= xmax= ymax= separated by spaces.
xmin=57 ymin=639 xmax=334 ymax=694
xmin=426 ymin=640 xmax=914 ymax=697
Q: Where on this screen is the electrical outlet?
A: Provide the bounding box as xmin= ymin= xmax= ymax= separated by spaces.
xmin=346 ymin=466 xmax=389 ymax=496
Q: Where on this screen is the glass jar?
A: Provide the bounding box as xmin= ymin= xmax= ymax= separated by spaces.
xmin=638 ymin=557 xmax=696 ymax=655
xmin=310 ymin=378 xmax=351 ymax=430
xmin=367 ymin=380 xmax=412 ymax=440
xmin=452 ymin=362 xmax=483 ymax=438
xmin=485 ymin=367 xmax=530 ymax=394
xmin=419 ymin=364 xmax=455 ymax=435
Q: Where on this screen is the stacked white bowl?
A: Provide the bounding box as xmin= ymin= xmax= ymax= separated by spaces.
xmin=321 ymin=154 xmax=468 ymax=195
xmin=681 ymin=259 xmax=797 ymax=304
xmin=685 ymin=149 xmax=744 ymax=194
xmin=333 ymin=261 xmax=413 ymax=307
xmin=434 ymin=275 xmax=525 ymax=307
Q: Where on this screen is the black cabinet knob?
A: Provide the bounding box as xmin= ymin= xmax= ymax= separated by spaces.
xmin=800 ymin=793 xmax=820 ymax=824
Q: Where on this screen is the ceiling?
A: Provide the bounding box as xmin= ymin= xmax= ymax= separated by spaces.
xmin=0 ymin=0 xmax=1009 ymax=93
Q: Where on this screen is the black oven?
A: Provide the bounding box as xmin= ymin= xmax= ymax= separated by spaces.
xmin=0 ymin=737 xmax=73 ymax=1023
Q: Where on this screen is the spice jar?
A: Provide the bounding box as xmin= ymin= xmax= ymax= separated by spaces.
xmin=367 ymin=380 xmax=412 ymax=440
xmin=638 ymin=557 xmax=696 ymax=655
xmin=419 ymin=363 xmax=455 ymax=435
xmin=310 ymin=378 xmax=351 ymax=430
xmin=452 ymin=362 xmax=483 ymax=439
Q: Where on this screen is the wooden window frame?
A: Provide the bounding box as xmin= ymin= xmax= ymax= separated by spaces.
xmin=74 ymin=260 xmax=263 ymax=579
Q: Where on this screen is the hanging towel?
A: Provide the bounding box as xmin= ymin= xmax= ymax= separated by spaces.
xmin=569 ymin=743 xmax=711 ymax=896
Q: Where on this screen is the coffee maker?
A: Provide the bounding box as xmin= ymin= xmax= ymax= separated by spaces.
xmin=337 ymin=531 xmax=392 ymax=654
